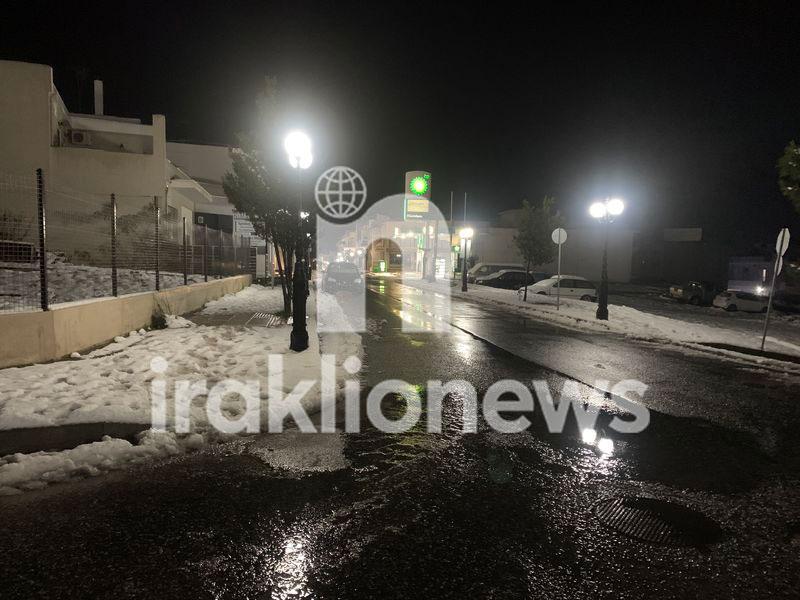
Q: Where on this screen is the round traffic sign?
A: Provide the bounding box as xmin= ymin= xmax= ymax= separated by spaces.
xmin=776 ymin=228 xmax=791 ymax=256
xmin=551 ymin=228 xmax=567 ymax=245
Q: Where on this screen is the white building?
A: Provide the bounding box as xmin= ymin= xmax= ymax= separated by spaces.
xmin=166 ymin=141 xmax=265 ymax=246
xmin=0 ymin=59 xmax=207 ymax=229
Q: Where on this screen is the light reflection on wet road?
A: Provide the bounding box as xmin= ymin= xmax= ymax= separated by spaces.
xmin=0 ymin=277 xmax=799 ymax=598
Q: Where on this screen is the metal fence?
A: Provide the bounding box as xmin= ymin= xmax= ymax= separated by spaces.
xmin=0 ymin=169 xmax=253 ymax=312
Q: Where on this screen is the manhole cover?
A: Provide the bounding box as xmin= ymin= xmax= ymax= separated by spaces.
xmin=246 ymin=312 xmax=283 ymax=327
xmin=594 ymin=496 xmax=724 ymax=546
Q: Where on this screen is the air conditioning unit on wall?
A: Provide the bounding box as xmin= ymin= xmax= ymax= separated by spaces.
xmin=69 ymin=130 xmax=93 ymax=146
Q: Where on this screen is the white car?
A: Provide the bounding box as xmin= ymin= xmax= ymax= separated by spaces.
xmin=712 ymin=290 xmax=767 ymax=312
xmin=528 ymin=275 xmax=597 ymax=301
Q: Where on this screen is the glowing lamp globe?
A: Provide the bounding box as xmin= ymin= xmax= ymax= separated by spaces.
xmin=284 ymin=131 xmax=312 ymax=169
xmin=589 ymin=202 xmax=608 ymax=219
xmin=606 ymin=198 xmax=625 ymax=216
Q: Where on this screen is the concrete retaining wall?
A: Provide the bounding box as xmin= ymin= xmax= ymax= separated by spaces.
xmin=0 ymin=275 xmax=251 ymax=368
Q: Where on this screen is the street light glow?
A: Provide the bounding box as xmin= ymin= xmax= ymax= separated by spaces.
xmin=284 ymin=131 xmax=312 ymax=169
xmin=459 ymin=227 xmax=474 ymax=239
xmin=589 ymin=202 xmax=607 ymax=219
xmin=607 ymin=198 xmax=625 ymax=216
xmin=298 ymin=152 xmax=313 ymax=170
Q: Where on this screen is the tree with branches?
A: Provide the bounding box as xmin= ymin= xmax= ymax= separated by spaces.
xmin=222 ymin=77 xmax=312 ymax=314
xmin=514 ymin=196 xmax=562 ymax=301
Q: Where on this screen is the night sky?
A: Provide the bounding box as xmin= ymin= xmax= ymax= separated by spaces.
xmin=3 ymin=1 xmax=800 ymax=245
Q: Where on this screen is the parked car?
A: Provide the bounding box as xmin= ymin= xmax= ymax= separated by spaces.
xmin=712 ymin=290 xmax=768 ymax=312
xmin=475 ymin=269 xmax=535 ymax=289
xmin=529 ymin=275 xmax=597 ymax=301
xmin=467 ymin=262 xmax=524 ymax=283
xmin=322 ymin=261 xmax=362 ymax=291
xmin=668 ymin=281 xmax=718 ymax=305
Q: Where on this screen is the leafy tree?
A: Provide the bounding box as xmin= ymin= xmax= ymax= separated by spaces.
xmin=778 ymin=140 xmax=800 ymax=214
xmin=223 ymin=77 xmax=311 ymax=313
xmin=514 ymin=196 xmax=562 ymax=301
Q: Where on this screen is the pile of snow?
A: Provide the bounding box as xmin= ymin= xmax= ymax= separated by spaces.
xmin=317 ymin=290 xmax=364 ymax=360
xmin=165 ymin=315 xmax=194 ymax=329
xmin=200 ymin=284 xmax=285 ymax=315
xmin=0 ymin=430 xmax=189 ymax=495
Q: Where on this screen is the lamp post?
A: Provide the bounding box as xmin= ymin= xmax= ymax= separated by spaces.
xmin=284 ymin=131 xmax=313 ymax=351
xmin=459 ymin=227 xmax=474 ymax=292
xmin=589 ymin=198 xmax=624 ymax=320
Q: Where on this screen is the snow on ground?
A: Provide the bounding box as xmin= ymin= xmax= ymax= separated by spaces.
xmin=316 ymin=290 xmax=365 ymax=360
xmin=0 ymin=431 xmax=189 ymax=495
xmin=0 ymin=256 xmax=203 ymax=311
xmin=0 ymin=284 xmax=364 ymax=494
xmin=400 ymin=276 xmax=800 ymax=362
xmin=200 ymin=283 xmax=285 ymax=315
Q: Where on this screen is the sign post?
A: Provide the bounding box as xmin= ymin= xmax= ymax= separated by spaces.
xmin=551 ymin=228 xmax=567 ymax=310
xmin=760 ymin=227 xmax=790 ymax=352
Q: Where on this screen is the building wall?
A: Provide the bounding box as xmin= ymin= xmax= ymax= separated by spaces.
xmin=166 ymin=142 xmax=232 ymax=196
xmin=0 ymin=60 xmax=169 ymax=203
xmin=0 ymin=60 xmax=52 ymax=179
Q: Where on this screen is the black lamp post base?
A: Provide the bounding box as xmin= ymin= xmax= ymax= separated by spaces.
xmin=290 ymin=328 xmax=309 ymax=351
xmin=595 ymin=305 xmax=609 ymax=320
xmin=289 ymin=256 xmax=309 ymax=352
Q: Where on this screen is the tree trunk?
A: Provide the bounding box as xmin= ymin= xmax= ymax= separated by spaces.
xmin=524 ymin=259 xmax=530 ymax=302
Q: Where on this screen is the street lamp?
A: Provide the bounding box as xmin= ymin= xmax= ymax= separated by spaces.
xmin=589 ymin=197 xmax=624 ymax=320
xmin=285 ymin=130 xmax=313 ymax=351
xmin=459 ymin=227 xmax=474 ymax=292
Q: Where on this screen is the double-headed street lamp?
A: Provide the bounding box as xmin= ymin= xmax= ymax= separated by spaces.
xmin=589 ymin=197 xmax=624 ymax=321
xmin=284 ymin=131 xmax=313 ymax=351
xmin=459 ymin=227 xmax=474 ymax=292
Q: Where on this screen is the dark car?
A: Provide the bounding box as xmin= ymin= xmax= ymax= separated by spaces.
xmin=322 ymin=261 xmax=362 ymax=291
xmin=475 ymin=269 xmax=535 ymax=289
xmin=668 ymin=280 xmax=718 ymax=305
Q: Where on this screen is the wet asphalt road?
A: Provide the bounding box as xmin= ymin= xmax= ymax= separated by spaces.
xmin=1 ymin=279 xmax=800 ymax=599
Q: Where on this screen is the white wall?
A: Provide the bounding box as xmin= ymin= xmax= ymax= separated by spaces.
xmin=166 ymin=142 xmax=233 ymax=196
xmin=0 ymin=60 xmax=169 ymax=202
xmin=0 ymin=60 xmax=52 ymax=180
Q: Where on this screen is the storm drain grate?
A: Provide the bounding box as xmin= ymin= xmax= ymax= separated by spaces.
xmin=247 ymin=312 xmax=284 ymax=327
xmin=594 ymin=496 xmax=724 ymax=546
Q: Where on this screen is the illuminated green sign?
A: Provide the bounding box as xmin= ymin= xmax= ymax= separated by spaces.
xmin=409 ymin=174 xmax=430 ymax=196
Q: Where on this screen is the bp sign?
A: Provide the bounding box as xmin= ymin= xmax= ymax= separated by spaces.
xmin=404 ymin=170 xmax=431 ymax=220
